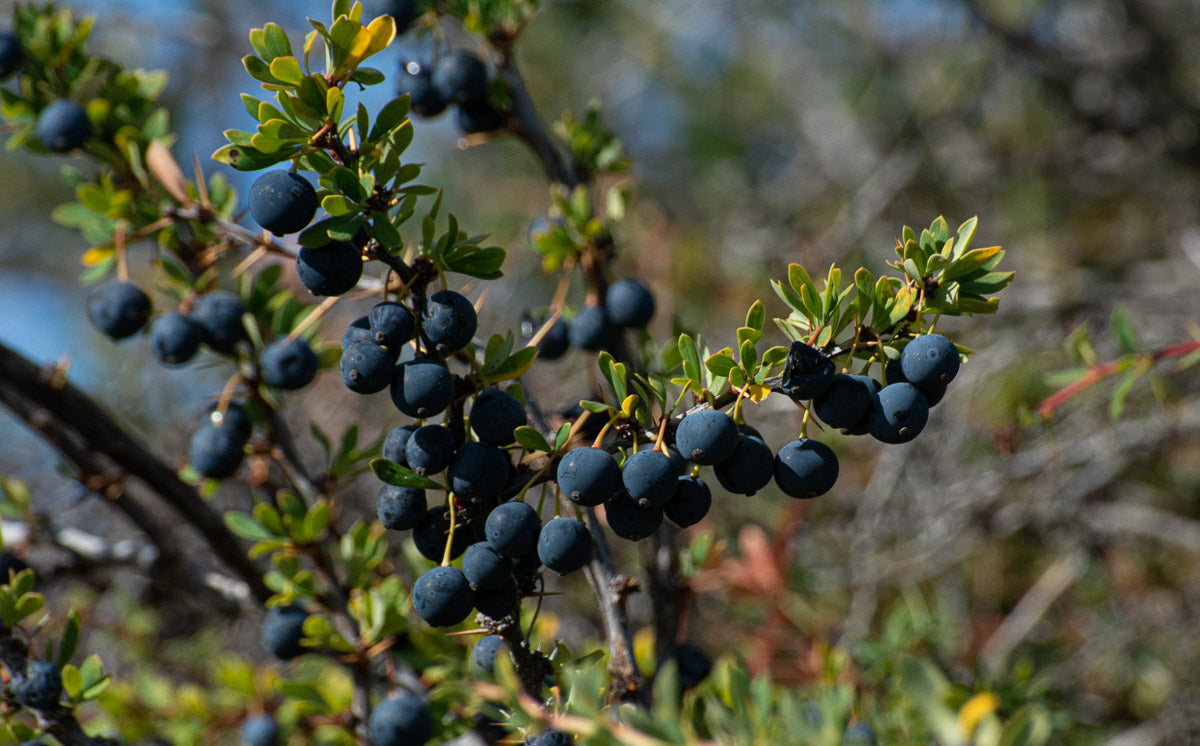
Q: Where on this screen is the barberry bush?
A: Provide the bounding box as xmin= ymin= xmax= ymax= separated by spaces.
xmin=2 ymin=1 xmax=1195 ymax=744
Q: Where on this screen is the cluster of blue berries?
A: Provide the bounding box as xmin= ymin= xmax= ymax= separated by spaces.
xmin=385 ymin=0 xmax=508 ymax=134
xmin=784 ymin=334 xmax=960 ymax=445
xmin=534 ymin=277 xmax=656 ymax=360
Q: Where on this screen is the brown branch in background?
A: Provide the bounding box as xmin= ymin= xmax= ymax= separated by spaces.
xmin=0 ymin=340 xmax=271 ymax=605
xmin=1035 ymin=338 xmax=1200 ymax=420
xmin=491 ymin=39 xmax=582 ymax=190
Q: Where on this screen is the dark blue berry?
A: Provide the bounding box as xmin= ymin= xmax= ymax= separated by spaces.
xmin=86 ymin=281 xmax=151 ymax=340
xmin=191 ymin=291 xmax=246 ymax=353
xmin=412 ymin=565 xmax=474 ymax=627
xmin=485 ymin=501 xmax=541 ymax=558
xmin=536 ymin=317 xmax=570 ymax=360
xmin=470 ymin=389 xmax=527 ymax=446
xmin=249 ymin=170 xmax=318 ymax=236
xmin=412 ymin=506 xmax=469 ymax=562
xmin=398 ymin=60 xmax=447 ymax=117
xmin=884 ymin=356 xmax=906 ymax=385
xmin=773 ymin=439 xmax=839 ymax=499
xmin=390 ymin=359 xmax=454 ymax=417
xmin=605 ymin=278 xmax=655 ymax=328
xmin=622 ymin=450 xmax=678 ymax=507
xmin=447 ymin=442 xmax=511 ymax=499
xmin=35 ymin=99 xmax=90 ymax=152
xmin=661 ymin=642 xmax=712 ymax=688
xmin=900 ymin=334 xmax=959 ymax=391
xmin=382 ymin=424 xmax=418 ymax=464
xmin=667 ymin=446 xmax=690 ymax=476
xmin=297 ymin=241 xmax=362 ymax=296
xmin=556 ymin=447 xmax=620 ymax=507
xmin=865 ymin=383 xmax=929 ymax=444
xmin=405 ymin=425 xmax=456 ymax=476
xmin=674 ymin=409 xmax=739 ymax=465
xmin=261 ymin=604 xmax=309 ymax=660
xmin=813 ymin=374 xmax=875 ymax=430
xmin=604 ymin=490 xmax=662 ymax=541
xmin=526 ymin=730 xmax=574 ymax=746
xmin=471 ymin=634 xmax=507 ymax=676
xmin=781 ymin=341 xmax=835 ymax=400
xmin=189 ymin=425 xmax=245 ymax=479
xmin=208 ymin=401 xmax=252 ymax=441
xmin=458 ymin=102 xmax=507 ymax=134
xmin=432 ymin=50 xmax=489 ymax=108
xmin=462 ymin=542 xmax=513 ymax=590
xmin=240 ymin=713 xmax=280 ymax=746
xmin=386 ymin=0 xmax=420 ymax=33
xmin=840 ymin=375 xmax=884 ymax=435
xmin=369 ymin=692 xmax=433 ymax=746
xmin=474 ymin=578 xmax=519 ymax=619
xmin=377 ymin=484 xmax=426 ymax=531
xmin=512 ymin=548 xmax=542 ymax=577
xmin=0 ymin=551 xmax=28 ymax=582
xmin=340 ymin=340 xmax=393 ymax=394
xmin=0 ymin=31 xmax=21 ymax=80
xmin=568 ymin=303 xmax=611 ymax=351
xmin=713 ymin=434 xmax=774 ymax=495
xmin=844 ymin=723 xmax=877 ymax=745
xmin=369 ymin=301 xmax=415 ymax=350
xmin=12 ymin=660 xmax=62 ymax=709
xmin=664 ymin=476 xmax=711 ymax=528
xmin=260 ymin=338 xmax=318 ymax=390
xmin=922 ymin=382 xmax=947 ymax=407
xmin=343 ymin=315 xmax=375 ymax=349
xmin=422 ymin=290 xmax=477 ymax=353
xmin=149 ymin=312 xmax=203 ymax=365
xmin=537 ymin=517 xmax=592 ymax=574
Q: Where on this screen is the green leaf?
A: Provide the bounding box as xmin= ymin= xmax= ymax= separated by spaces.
xmin=941 ymin=246 xmax=1004 ymax=283
xmin=211 ymin=142 xmax=293 ymax=171
xmin=678 ymin=334 xmax=702 ymax=389
xmin=954 ymin=215 xmax=979 ymax=258
xmin=322 ymin=194 xmax=357 ymax=216
xmin=483 ymin=347 xmax=537 ymax=383
xmin=554 ymin=423 xmax=572 ymax=451
xmin=224 ymin=511 xmax=275 ymax=541
xmin=370 ymin=95 xmax=412 ymax=143
xmin=268 ymin=56 xmax=305 ymax=86
xmin=369 ymin=459 xmax=444 ymax=490
xmin=443 ymin=246 xmax=506 ymax=280
xmin=706 ymin=350 xmax=738 ymax=377
xmin=597 ymin=352 xmax=628 ymax=402
xmin=276 ymin=680 xmax=329 ymax=709
xmin=242 ymin=54 xmax=284 ymax=86
xmin=579 ymin=400 xmax=614 ymax=414
xmin=513 ymin=426 xmax=551 ymax=453
xmin=62 ymin=664 xmax=82 ymax=701
xmin=258 ymin=23 xmax=293 ymax=61
xmin=761 ymin=345 xmax=790 ymax=369
xmin=1110 ymin=306 xmax=1139 ymax=355
xmin=998 ymin=705 xmax=1053 ymax=746
xmin=58 ymin=611 xmax=80 ymax=668
xmin=745 ymin=300 xmax=766 ymax=332
xmin=351 ymin=67 xmax=386 ymax=86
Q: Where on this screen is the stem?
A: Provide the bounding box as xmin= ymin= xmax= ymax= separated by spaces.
xmin=442 ymin=493 xmax=458 ymax=567
xmin=1036 ymin=338 xmax=1200 ymax=419
xmin=578 ymin=504 xmax=647 ymax=703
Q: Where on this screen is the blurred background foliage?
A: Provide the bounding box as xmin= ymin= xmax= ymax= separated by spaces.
xmin=3 ymin=0 xmax=1200 ymax=742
